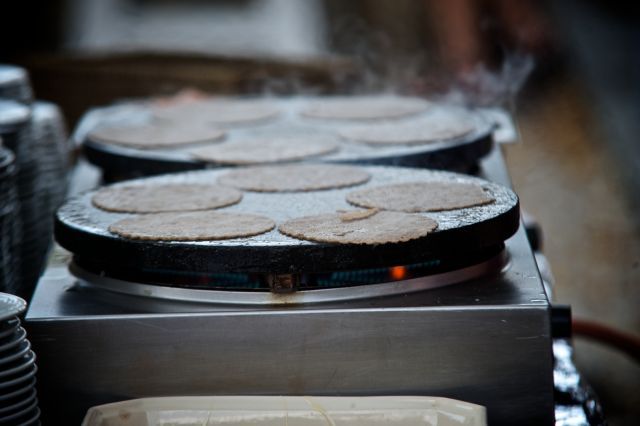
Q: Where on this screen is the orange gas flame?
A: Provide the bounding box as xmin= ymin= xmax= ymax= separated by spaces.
xmin=390 ymin=266 xmax=407 ymax=281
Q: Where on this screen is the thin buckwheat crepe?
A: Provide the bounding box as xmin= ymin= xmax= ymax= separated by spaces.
xmin=346 ymin=181 xmax=494 ymax=212
xmin=218 ymin=164 xmax=370 ymax=192
xmin=279 ymin=210 xmax=437 ymax=245
xmin=109 ymin=211 xmax=275 ymax=241
xmin=190 ymin=136 xmax=339 ymax=165
xmin=88 ymin=122 xmax=225 ymax=149
xmin=93 ymin=183 xmax=242 ymax=213
xmin=339 ymin=114 xmax=475 ymax=146
xmin=301 ymin=96 xmax=430 ymax=121
xmin=153 ymin=99 xmax=280 ymax=125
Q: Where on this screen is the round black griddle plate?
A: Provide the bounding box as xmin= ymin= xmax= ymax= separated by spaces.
xmin=80 ymin=98 xmax=494 ymax=178
xmin=55 ymin=166 xmax=519 ymax=274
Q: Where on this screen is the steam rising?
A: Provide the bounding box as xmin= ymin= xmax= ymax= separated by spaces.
xmin=326 ymin=16 xmax=535 ymax=107
xmin=446 ymin=52 xmax=536 ymax=107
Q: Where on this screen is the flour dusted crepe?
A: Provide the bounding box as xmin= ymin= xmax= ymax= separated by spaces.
xmin=190 ymin=136 xmax=339 ymax=165
xmin=279 ymin=210 xmax=437 ymax=245
xmin=109 ymin=211 xmax=275 ymax=241
xmin=339 ymin=113 xmax=476 ymax=146
xmin=337 ymin=208 xmax=380 ymax=221
xmin=88 ymin=122 xmax=225 ymax=149
xmin=218 ymin=164 xmax=370 ymax=192
xmin=153 ymin=98 xmax=280 ymax=125
xmin=301 ymin=96 xmax=430 ymax=121
xmin=93 ymin=183 xmax=242 ymax=213
xmin=346 ymin=181 xmax=494 ymax=212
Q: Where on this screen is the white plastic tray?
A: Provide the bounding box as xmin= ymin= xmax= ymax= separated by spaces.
xmin=82 ymin=395 xmax=486 ymax=426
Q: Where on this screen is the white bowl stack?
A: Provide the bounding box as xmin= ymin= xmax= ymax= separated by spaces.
xmin=0 ymin=64 xmax=71 ymax=301
xmin=0 ymin=293 xmax=39 ymax=425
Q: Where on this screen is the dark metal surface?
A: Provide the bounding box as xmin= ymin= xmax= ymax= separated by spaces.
xmin=55 ymin=166 xmax=519 ymax=273
xmin=78 ymin=99 xmax=495 ymax=181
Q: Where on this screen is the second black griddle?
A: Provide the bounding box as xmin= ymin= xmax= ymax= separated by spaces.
xmin=56 ymin=166 xmax=519 ymax=274
xmin=78 ymin=98 xmax=495 ymax=181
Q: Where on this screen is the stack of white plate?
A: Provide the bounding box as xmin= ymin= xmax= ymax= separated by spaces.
xmin=0 ymin=293 xmax=39 ymax=425
xmin=0 ymin=66 xmax=33 ymax=104
xmin=0 ymin=97 xmax=70 ymax=301
xmin=0 ymin=101 xmax=31 ymax=300
xmin=0 ymin=147 xmax=19 ymax=295
xmin=19 ymin=102 xmax=70 ymax=297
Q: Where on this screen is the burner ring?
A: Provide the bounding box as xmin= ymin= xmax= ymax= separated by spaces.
xmin=69 ymin=248 xmax=508 ymax=305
